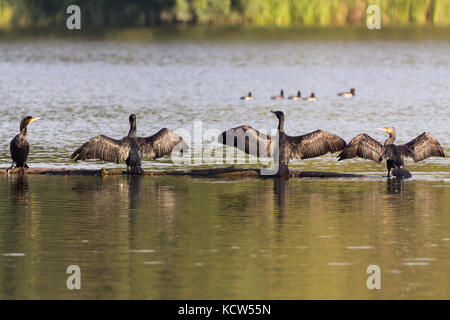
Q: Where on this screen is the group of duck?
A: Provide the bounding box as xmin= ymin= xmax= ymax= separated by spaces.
xmin=240 ymin=88 xmax=356 ymax=101
xmin=7 ymin=107 xmax=445 ymax=179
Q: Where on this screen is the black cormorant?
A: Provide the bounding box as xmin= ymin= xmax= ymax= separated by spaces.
xmin=338 ymin=88 xmax=355 ymax=97
xmin=71 ymin=114 xmax=188 ymax=174
xmin=8 ymin=116 xmax=41 ymax=173
xmin=338 ymin=127 xmax=445 ymax=178
xmin=218 ymin=111 xmax=346 ymax=176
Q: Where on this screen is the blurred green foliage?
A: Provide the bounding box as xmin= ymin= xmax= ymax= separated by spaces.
xmin=0 ymin=0 xmax=449 ymax=28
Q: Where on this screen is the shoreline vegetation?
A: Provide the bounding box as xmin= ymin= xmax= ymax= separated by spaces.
xmin=1 ymin=25 xmax=449 ymax=42
xmin=0 ymin=0 xmax=449 ymax=31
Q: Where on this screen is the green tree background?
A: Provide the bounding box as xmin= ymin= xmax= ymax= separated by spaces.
xmin=0 ymin=0 xmax=449 ymax=28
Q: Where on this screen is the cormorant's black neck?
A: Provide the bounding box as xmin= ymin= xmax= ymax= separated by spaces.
xmin=277 ymin=115 xmax=285 ymax=133
xmin=128 ymin=122 xmax=137 ymax=138
xmin=385 ymin=132 xmax=396 ymax=145
xmin=20 ymin=124 xmax=28 ymax=135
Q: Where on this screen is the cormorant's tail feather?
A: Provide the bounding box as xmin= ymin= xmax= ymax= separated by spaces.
xmin=392 ymin=166 xmax=412 ymax=179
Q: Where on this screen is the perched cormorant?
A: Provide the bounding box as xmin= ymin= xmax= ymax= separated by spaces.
xmin=304 ymin=93 xmax=317 ymax=101
xmin=271 ymin=90 xmax=284 ymax=100
xmin=338 ymin=88 xmax=355 ymax=97
xmin=71 ymin=114 xmax=188 ymax=174
xmin=218 ymin=111 xmax=346 ymax=176
xmin=8 ymin=116 xmax=41 ymax=173
xmin=338 ymin=127 xmax=445 ymax=178
xmin=288 ymin=91 xmax=302 ymax=100
xmin=241 ymin=92 xmax=253 ymax=100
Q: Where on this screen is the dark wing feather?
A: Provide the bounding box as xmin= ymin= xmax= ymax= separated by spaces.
xmin=218 ymin=125 xmax=273 ymax=157
xmin=71 ymin=135 xmax=130 ymax=163
xmin=337 ymin=133 xmax=383 ymax=162
xmin=288 ymin=130 xmax=347 ymax=160
xmin=399 ymin=132 xmax=445 ymax=162
xmin=137 ymin=128 xmax=187 ymax=160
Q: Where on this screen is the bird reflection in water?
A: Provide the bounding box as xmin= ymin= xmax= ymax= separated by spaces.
xmin=386 ymin=178 xmax=405 ymax=194
xmin=9 ymin=174 xmax=29 ymax=205
xmin=273 ymin=177 xmax=289 ymax=215
xmin=127 ymin=175 xmax=143 ymax=210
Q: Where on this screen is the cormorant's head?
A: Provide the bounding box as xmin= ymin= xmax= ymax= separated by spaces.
xmin=20 ymin=116 xmax=41 ymax=131
xmin=129 ymin=114 xmax=137 ymax=126
xmin=379 ymin=127 xmax=395 ymax=135
xmin=350 ymin=88 xmax=355 ymax=94
xmin=271 ymin=110 xmax=284 ymax=119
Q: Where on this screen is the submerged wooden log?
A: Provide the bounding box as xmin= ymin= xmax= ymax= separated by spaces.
xmin=293 ymin=171 xmax=368 ymax=178
xmin=0 ymin=166 xmax=373 ymax=178
xmin=0 ymin=167 xmax=118 ymax=176
xmin=164 ymin=167 xmax=261 ymax=177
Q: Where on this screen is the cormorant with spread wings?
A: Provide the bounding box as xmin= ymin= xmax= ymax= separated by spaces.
xmin=71 ymin=114 xmax=188 ymax=174
xmin=338 ymin=127 xmax=445 ymax=178
xmin=218 ymin=111 xmax=346 ymax=176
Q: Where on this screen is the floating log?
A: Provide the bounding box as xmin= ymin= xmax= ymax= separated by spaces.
xmin=0 ymin=167 xmax=373 ymax=178
xmin=295 ymin=171 xmax=368 ymax=178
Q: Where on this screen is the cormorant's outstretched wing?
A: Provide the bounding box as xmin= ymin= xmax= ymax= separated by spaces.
xmin=288 ymin=130 xmax=347 ymax=160
xmin=399 ymin=132 xmax=445 ymax=162
xmin=71 ymin=135 xmax=131 ymax=163
xmin=337 ymin=133 xmax=383 ymax=162
xmin=137 ymin=128 xmax=188 ymax=160
xmin=218 ymin=125 xmax=273 ymax=157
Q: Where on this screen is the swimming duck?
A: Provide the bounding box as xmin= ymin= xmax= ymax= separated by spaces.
xmin=338 ymin=88 xmax=355 ymax=97
xmin=271 ymin=90 xmax=284 ymax=100
xmin=240 ymin=92 xmax=253 ymax=100
xmin=288 ymin=91 xmax=302 ymax=100
xmin=304 ymin=93 xmax=317 ymax=101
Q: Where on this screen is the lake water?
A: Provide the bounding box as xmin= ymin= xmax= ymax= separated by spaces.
xmin=0 ymin=27 xmax=449 ymax=299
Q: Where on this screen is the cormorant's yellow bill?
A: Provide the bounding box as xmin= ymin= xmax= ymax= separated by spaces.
xmin=30 ymin=117 xmax=41 ymax=123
